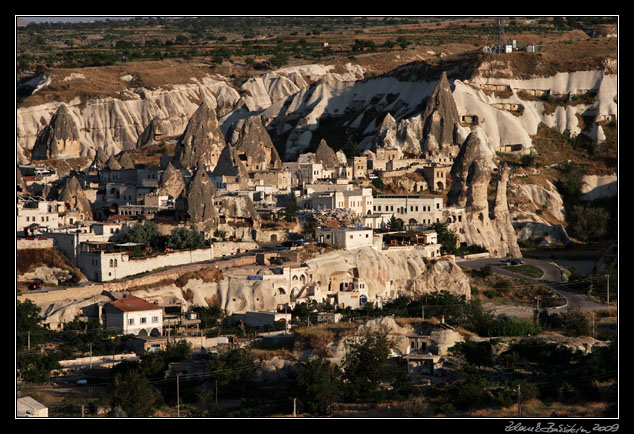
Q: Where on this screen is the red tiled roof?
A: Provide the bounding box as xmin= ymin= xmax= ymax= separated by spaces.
xmin=108 ymin=295 xmax=161 ymax=312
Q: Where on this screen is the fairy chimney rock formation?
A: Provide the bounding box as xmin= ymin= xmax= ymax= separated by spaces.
xmin=174 ymin=101 xmax=227 ymax=171
xmin=421 ymin=71 xmax=460 ymax=154
xmin=177 ymin=166 xmax=218 ymax=231
xmin=60 ymin=176 xmax=93 ymax=221
xmin=446 ymin=131 xmax=521 ymax=258
xmin=212 ymin=144 xmax=250 ymax=185
xmin=158 ymin=162 xmax=186 ymax=199
xmin=136 ymin=116 xmax=171 ymax=148
xmin=315 ymin=139 xmax=340 ymax=170
xmin=105 ymin=155 xmax=122 ymax=171
xmin=229 ymin=115 xmax=282 ymax=173
xmin=447 ymin=130 xmax=491 ymax=208
xmin=117 ymin=152 xmax=136 ymax=170
xmin=31 ymin=104 xmax=82 ymax=161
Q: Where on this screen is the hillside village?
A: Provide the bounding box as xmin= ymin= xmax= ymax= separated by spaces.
xmin=16 ymin=16 xmax=617 ymax=419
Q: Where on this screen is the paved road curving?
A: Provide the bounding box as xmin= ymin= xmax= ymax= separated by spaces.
xmin=456 ymin=257 xmax=610 ymax=315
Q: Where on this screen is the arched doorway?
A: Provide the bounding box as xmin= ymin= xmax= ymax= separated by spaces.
xmin=150 ymin=328 xmax=161 ymax=337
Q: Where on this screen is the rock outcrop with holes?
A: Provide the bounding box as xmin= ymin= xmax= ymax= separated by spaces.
xmin=176 ymin=166 xmax=218 ymax=231
xmin=117 ymin=152 xmax=136 ymax=170
xmin=17 ymin=167 xmax=27 ymax=193
xmin=59 ymin=176 xmax=94 ymax=221
xmin=136 ymin=116 xmax=177 ymax=148
xmin=31 ymin=104 xmax=82 ymax=161
xmin=228 ymin=115 xmax=282 ymax=173
xmin=211 ymin=144 xmax=250 ymax=190
xmin=314 ymin=139 xmax=340 ymax=170
xmin=174 ymin=101 xmax=227 ymax=171
xmin=447 ymin=131 xmax=521 ymax=258
xmin=420 ymin=71 xmax=461 ymax=154
xmin=157 ymin=162 xmax=185 ymax=199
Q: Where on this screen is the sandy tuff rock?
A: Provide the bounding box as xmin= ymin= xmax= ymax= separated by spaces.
xmin=91 ymin=148 xmax=110 ymax=170
xmin=174 ymin=101 xmax=227 ymax=171
xmin=374 ymin=113 xmax=424 ymax=157
xmin=211 ymin=144 xmax=250 ymax=189
xmin=512 ymin=181 xmax=566 ymax=223
xmin=17 ymin=167 xmax=27 ymax=193
xmin=447 ymin=130 xmax=493 ymax=208
xmin=136 ymin=116 xmax=174 ymax=148
xmin=420 ymin=71 xmax=461 ymax=152
xmin=229 ymin=115 xmax=282 ymax=173
xmin=176 ymin=166 xmax=218 ymax=231
xmin=314 ymin=139 xmax=340 ymax=170
xmin=117 ymin=152 xmax=136 ymax=170
xmin=513 ymin=222 xmax=570 ymax=248
xmin=580 ymin=174 xmax=617 ymax=200
xmin=304 ymin=247 xmax=471 ymax=302
xmin=59 ymin=176 xmax=94 ymax=221
xmin=31 ymin=104 xmax=82 ymax=161
xmin=105 ymin=155 xmax=122 ymax=171
xmin=158 ymin=162 xmax=185 ymax=199
xmin=447 ymin=134 xmax=521 ymax=257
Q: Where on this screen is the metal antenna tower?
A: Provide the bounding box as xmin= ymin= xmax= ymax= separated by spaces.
xmin=496 ymin=17 xmax=505 ymax=53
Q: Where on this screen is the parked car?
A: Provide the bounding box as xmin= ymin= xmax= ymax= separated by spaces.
xmin=498 ymin=259 xmax=512 ymax=266
xmin=509 ymin=259 xmax=524 ymax=265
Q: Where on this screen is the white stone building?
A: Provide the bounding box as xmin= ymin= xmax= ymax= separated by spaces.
xmin=16 ymin=197 xmax=64 ymax=233
xmin=315 ymin=227 xmax=375 ymax=250
xmin=308 ymin=187 xmax=373 ymax=216
xmin=103 ymin=295 xmax=163 ymax=337
xmin=373 ymin=195 xmax=444 ymax=226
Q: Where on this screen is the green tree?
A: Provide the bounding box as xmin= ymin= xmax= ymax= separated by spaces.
xmin=388 ymin=215 xmax=403 ymax=231
xmin=283 ymin=202 xmax=299 ymax=222
xmin=560 ymin=310 xmax=591 ymax=337
xmin=168 ymin=227 xmax=207 ymax=249
xmin=17 ymin=299 xmax=49 ymax=349
xmin=295 ymin=358 xmax=343 ymax=415
xmin=123 ymin=221 xmax=160 ymax=247
xmin=371 ymin=177 xmax=384 ymax=191
xmin=568 ymin=205 xmax=609 ymax=243
xmin=342 ymin=142 xmax=362 ymax=158
xmin=431 ymin=221 xmax=460 ymax=255
xmin=341 ymin=329 xmax=394 ymax=400
xmin=453 ymin=341 xmax=493 ymax=368
xmin=110 ymin=369 xmax=162 ymax=417
xmin=192 ymin=304 xmax=227 ymax=329
xmin=303 ymin=215 xmax=318 ymax=241
xmin=207 ymin=348 xmax=257 ymax=397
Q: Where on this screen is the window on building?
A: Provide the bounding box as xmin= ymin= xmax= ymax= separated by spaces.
xmin=152 ymin=316 xmax=159 ymax=323
xmin=141 ymin=317 xmax=147 ymax=324
xmin=129 ymin=318 xmax=135 ymax=325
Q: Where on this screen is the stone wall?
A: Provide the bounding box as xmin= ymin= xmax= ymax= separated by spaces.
xmin=16 ymin=238 xmax=54 ymax=250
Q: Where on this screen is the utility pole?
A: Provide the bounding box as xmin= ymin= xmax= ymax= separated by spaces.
xmin=517 ymin=384 xmax=521 ymax=417
xmin=293 ymin=398 xmax=297 ymax=417
xmin=81 ymin=404 xmax=85 ymax=418
xmin=177 ymin=373 xmax=181 ymax=417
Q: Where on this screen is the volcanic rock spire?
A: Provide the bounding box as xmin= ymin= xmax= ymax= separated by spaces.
xmin=421 ymin=71 xmax=461 ymax=153
xmin=174 ymin=100 xmax=227 ymax=171
xmin=31 ymin=104 xmax=82 ymax=161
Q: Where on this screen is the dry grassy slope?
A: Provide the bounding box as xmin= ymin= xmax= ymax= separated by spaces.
xmin=18 ymin=28 xmax=616 ymax=109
